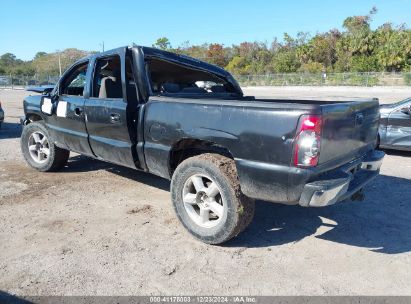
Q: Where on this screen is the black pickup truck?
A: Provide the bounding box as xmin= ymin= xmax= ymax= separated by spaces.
xmin=20 ymin=46 xmax=384 ymax=244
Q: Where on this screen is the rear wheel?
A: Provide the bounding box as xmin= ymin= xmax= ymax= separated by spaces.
xmin=171 ymin=153 xmax=254 ymax=244
xmin=21 ymin=122 xmax=70 ymax=172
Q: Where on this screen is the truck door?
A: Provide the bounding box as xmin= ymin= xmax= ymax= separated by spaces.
xmin=84 ymin=51 xmax=137 ymax=168
xmin=45 ymin=60 xmax=94 ymax=156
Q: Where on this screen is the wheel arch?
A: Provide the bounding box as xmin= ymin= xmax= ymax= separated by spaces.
xmin=168 ymin=138 xmax=234 ymax=177
xmin=25 ymin=113 xmax=43 ymax=124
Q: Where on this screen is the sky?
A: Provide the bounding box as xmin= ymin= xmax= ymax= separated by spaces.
xmin=1 ymin=0 xmax=411 ymax=60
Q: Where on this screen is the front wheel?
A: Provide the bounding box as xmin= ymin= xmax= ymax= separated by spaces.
xmin=171 ymin=153 xmax=255 ymax=244
xmin=21 ymin=121 xmax=70 ymax=172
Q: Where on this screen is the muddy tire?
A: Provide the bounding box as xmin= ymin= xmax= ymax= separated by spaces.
xmin=171 ymin=153 xmax=255 ymax=244
xmin=21 ymin=121 xmax=70 ymax=172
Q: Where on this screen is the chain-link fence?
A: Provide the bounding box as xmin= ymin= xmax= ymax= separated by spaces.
xmin=235 ymin=72 xmax=411 ymax=87
xmin=0 ymin=75 xmax=60 ymax=89
xmin=1 ymin=72 xmax=410 ymax=90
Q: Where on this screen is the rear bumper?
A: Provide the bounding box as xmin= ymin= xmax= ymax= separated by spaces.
xmin=299 ymin=150 xmax=384 ymax=207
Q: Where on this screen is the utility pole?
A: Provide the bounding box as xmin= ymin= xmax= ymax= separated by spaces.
xmin=58 ymin=52 xmax=62 ymax=76
xmin=100 ymin=41 xmax=105 ymax=52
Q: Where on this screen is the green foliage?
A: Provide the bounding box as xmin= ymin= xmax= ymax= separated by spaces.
xmin=302 ymin=31 xmax=340 ymax=69
xmin=374 ymin=25 xmax=411 ymax=71
xmin=342 ymin=6 xmax=376 ymax=34
xmin=270 ymin=51 xmax=300 ymax=73
xmin=152 ymin=37 xmax=172 ymax=50
xmin=225 ymin=56 xmax=251 ymax=75
xmin=299 ymin=62 xmax=325 ymax=73
xmin=31 ymin=49 xmax=91 ymax=76
xmin=34 ymin=52 xmax=47 ymax=60
xmin=165 ymin=7 xmax=410 ymax=76
xmin=0 ymin=52 xmax=33 ymax=76
xmin=0 ymin=49 xmax=91 ymax=79
xmin=350 ymin=55 xmax=381 ymax=72
xmin=0 ymin=53 xmax=18 ymax=66
xmin=1 ymin=7 xmax=411 ymax=80
xmin=206 ymin=44 xmax=228 ymax=67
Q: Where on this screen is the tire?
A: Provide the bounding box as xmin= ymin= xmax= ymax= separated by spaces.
xmin=171 ymin=153 xmax=255 ymax=244
xmin=21 ymin=121 xmax=70 ymax=172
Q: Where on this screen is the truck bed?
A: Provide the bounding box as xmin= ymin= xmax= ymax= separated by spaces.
xmin=143 ymin=95 xmax=379 ymax=204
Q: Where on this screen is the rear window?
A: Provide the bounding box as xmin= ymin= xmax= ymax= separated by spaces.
xmin=146 ymin=58 xmax=236 ymax=96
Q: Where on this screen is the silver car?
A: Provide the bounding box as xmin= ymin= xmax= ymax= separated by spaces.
xmin=379 ymin=98 xmax=411 ymax=151
xmin=0 ymin=100 xmax=4 ymax=128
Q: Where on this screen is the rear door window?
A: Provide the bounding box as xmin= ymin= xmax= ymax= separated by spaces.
xmin=146 ymin=58 xmax=236 ymax=96
xmin=92 ymin=55 xmax=123 ymax=99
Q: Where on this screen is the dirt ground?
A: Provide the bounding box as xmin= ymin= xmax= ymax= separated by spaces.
xmin=0 ymin=88 xmax=410 ymax=296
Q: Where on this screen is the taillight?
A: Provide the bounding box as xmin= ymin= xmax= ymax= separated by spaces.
xmin=293 ymin=115 xmax=322 ymax=167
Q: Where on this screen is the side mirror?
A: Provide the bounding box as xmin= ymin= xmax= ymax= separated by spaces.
xmin=40 ymin=84 xmax=60 ymax=115
xmin=42 ymin=87 xmax=54 ymax=96
xmin=40 ymin=96 xmax=54 ymax=115
xmin=400 ymin=106 xmax=411 ymax=115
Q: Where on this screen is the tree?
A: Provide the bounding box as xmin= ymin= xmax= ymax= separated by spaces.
xmin=152 ymin=37 xmax=171 ymax=50
xmin=1 ymin=6 xmax=411 ymax=78
xmin=206 ymin=44 xmax=228 ymax=67
xmin=225 ymin=56 xmax=251 ymax=75
xmin=299 ymin=62 xmax=325 ymax=73
xmin=34 ymin=52 xmax=47 ymax=60
xmin=271 ymin=51 xmax=300 ymax=73
xmin=350 ymin=55 xmax=380 ymax=72
xmin=251 ymin=49 xmax=273 ymax=74
xmin=343 ymin=6 xmax=377 ymax=34
xmin=303 ymin=30 xmax=340 ymax=69
xmin=0 ymin=53 xmax=18 ymax=67
xmin=374 ymin=25 xmax=411 ymax=71
xmin=32 ymin=48 xmax=91 ymax=76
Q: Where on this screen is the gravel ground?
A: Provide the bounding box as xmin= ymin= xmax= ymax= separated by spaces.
xmin=0 ymin=87 xmax=410 ymax=296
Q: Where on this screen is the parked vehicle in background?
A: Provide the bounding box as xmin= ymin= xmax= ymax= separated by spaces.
xmin=0 ymin=76 xmax=9 ymax=86
xmin=0 ymin=100 xmax=4 ymax=128
xmin=20 ymin=45 xmax=384 ymax=244
xmin=379 ymin=98 xmax=411 ymax=151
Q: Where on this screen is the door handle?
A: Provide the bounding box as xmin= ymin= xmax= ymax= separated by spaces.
xmin=110 ymin=113 xmax=121 ymax=123
xmin=74 ymin=107 xmax=83 ymax=116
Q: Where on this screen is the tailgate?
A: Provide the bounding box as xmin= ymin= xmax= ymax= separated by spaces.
xmin=319 ymin=99 xmax=380 ymax=166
